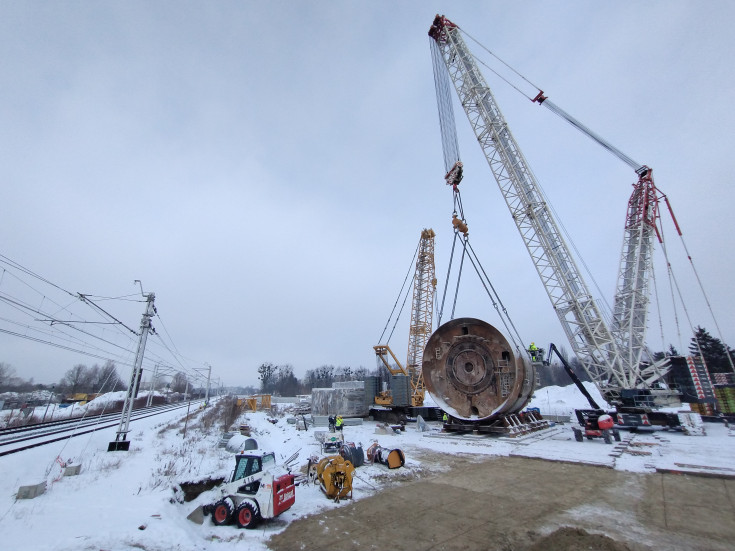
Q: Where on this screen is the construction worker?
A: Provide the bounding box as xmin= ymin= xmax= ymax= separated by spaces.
xmin=529 ymin=342 xmax=538 ymax=362
xmin=442 ymin=412 xmax=448 ymax=423
xmin=335 ymin=415 xmax=343 ymax=431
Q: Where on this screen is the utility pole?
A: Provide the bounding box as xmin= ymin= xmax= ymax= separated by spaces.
xmin=109 ymin=285 xmax=155 ymax=452
xmin=41 ymin=385 xmax=55 ymax=423
xmin=182 ymin=379 xmax=191 ymax=439
xmin=204 ymin=363 xmax=212 ymax=406
xmin=146 ymin=362 xmax=160 ymax=408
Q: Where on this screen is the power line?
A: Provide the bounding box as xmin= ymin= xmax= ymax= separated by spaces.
xmin=0 ymin=253 xmax=201 ymax=383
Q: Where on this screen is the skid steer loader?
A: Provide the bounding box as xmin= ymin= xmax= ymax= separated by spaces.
xmin=187 ymin=450 xmax=295 ymax=529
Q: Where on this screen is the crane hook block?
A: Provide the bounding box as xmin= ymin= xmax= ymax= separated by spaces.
xmin=452 ymin=214 xmax=468 ymax=236
xmin=445 ymin=161 xmax=464 ymax=187
xmin=444 ymin=161 xmax=463 ymax=189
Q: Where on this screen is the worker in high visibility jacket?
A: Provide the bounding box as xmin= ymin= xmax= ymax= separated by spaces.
xmin=529 ymin=342 xmax=539 ymax=362
xmin=335 ymin=415 xmax=343 ymax=431
xmin=442 ymin=412 xmax=448 ymax=423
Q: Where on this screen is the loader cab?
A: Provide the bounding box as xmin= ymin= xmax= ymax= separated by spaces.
xmin=231 ymin=451 xmax=276 ymax=482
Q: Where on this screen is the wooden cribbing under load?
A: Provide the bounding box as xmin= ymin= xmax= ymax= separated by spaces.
xmin=422 ymin=317 xmax=533 ymax=421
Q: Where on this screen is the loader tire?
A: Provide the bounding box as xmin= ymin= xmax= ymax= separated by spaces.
xmin=573 ymin=427 xmax=583 ymax=442
xmin=235 ymin=502 xmax=259 ymax=529
xmin=613 ymin=429 xmax=621 ymax=442
xmin=603 ymin=430 xmax=612 ymax=444
xmin=212 ymin=498 xmax=234 ymax=526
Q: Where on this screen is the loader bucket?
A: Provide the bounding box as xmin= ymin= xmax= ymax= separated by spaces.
xmin=186 ymin=505 xmax=206 ymax=525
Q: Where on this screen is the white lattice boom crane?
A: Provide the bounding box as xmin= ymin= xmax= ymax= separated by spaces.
xmin=428 ymin=14 xmax=676 ymax=407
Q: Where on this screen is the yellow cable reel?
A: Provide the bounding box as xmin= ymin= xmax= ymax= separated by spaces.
xmin=316 ymin=455 xmax=355 ymax=502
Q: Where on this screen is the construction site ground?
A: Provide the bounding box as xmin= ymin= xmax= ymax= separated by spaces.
xmin=267 ymin=446 xmax=735 ymax=551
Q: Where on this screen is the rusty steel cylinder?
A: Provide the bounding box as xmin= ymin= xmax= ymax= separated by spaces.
xmin=422 ymin=317 xmax=535 ymax=421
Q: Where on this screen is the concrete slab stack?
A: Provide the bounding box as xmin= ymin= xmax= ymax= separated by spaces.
xmin=311 ymin=382 xmax=368 ymax=417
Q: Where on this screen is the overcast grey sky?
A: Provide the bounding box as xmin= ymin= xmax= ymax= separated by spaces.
xmin=2 ymin=1 xmax=734 ymax=389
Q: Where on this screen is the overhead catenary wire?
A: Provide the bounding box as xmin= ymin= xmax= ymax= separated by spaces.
xmin=0 ymin=254 xmax=77 ymax=298
xmin=0 ymin=290 xmax=141 ymax=364
xmin=0 ymin=267 xmax=83 ymax=325
xmin=0 ymin=260 xmax=143 ymax=362
xmin=78 ymin=293 xmax=139 ymax=336
xmin=0 ymin=326 xmax=133 ymax=364
xmin=0 ymin=252 xmax=206 ymax=385
xmin=151 ymin=310 xmax=208 ymax=383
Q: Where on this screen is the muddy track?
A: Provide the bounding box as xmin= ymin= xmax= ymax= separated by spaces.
xmin=267 ymin=454 xmax=735 ymax=551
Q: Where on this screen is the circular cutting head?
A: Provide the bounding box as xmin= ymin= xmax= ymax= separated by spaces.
xmin=422 ymin=317 xmax=530 ymax=421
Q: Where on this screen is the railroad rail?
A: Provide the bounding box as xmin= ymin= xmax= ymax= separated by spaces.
xmin=0 ymin=401 xmax=200 ymax=456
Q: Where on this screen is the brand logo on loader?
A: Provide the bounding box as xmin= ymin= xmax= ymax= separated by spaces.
xmin=278 ymin=488 xmax=294 ymax=504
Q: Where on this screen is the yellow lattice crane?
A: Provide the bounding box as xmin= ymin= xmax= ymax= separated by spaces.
xmin=374 ymin=228 xmax=436 ymax=408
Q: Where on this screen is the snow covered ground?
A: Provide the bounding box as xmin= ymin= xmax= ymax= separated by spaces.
xmin=0 ymin=385 xmax=733 ymax=551
xmin=526 ymin=380 xmax=612 ymax=418
xmin=0 ymin=390 xmax=171 ymax=425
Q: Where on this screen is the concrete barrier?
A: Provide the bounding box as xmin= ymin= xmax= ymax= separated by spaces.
xmin=17 ymin=482 xmax=46 ymax=499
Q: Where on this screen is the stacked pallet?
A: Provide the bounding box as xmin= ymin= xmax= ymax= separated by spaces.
xmin=689 ymin=402 xmax=716 ymax=416
xmin=713 ymin=372 xmax=735 ymax=385
xmin=714 ymin=385 xmax=735 ymax=414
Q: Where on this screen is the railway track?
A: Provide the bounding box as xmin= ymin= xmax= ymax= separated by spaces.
xmin=0 ymin=401 xmax=200 ymax=457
